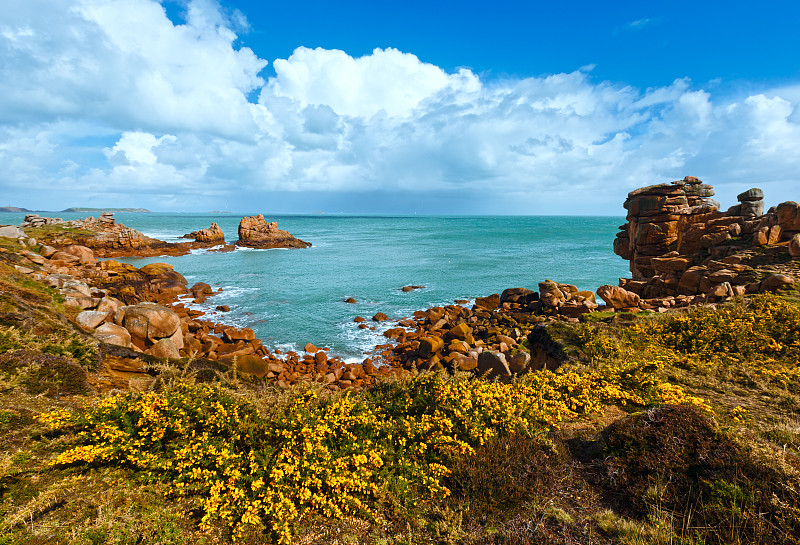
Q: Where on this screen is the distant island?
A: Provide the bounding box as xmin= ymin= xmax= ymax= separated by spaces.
xmin=0 ymin=206 xmax=35 ymax=213
xmin=61 ymin=207 xmax=152 ymax=213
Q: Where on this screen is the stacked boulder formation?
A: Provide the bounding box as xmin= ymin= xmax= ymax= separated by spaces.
xmin=609 ymin=176 xmax=798 ymax=308
xmin=235 ymin=214 xmax=311 ymax=249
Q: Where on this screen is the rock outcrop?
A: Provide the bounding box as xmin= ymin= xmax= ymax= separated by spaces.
xmin=612 ymin=176 xmax=797 ymax=307
xmin=235 ymin=215 xmax=310 ymax=249
xmin=613 ymin=176 xmax=722 ymax=279
xmin=19 ymin=213 xmax=238 ymax=257
xmin=183 ymin=222 xmax=225 ymax=244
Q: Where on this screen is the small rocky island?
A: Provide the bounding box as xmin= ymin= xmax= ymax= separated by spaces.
xmin=235 ymin=214 xmax=311 ymax=249
xmin=181 ymin=222 xmax=226 ymax=245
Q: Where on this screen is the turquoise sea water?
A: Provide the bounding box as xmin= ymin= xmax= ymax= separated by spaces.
xmin=2 ymin=213 xmax=629 ymax=360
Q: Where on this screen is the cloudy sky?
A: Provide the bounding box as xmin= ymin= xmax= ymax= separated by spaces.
xmin=1 ymin=0 xmax=799 ymax=214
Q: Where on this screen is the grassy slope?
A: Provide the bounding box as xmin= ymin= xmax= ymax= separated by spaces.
xmin=0 ymin=242 xmax=798 ymax=544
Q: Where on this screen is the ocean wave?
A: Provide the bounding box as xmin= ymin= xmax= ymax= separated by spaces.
xmin=138 ymin=230 xmax=185 ymax=242
xmin=233 ymin=246 xmax=287 ymax=252
xmin=189 ymin=244 xmax=228 ymax=255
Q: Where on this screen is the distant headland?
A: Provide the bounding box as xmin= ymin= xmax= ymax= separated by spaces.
xmin=0 ymin=206 xmax=152 ymax=213
xmin=61 ymin=207 xmax=152 ymax=213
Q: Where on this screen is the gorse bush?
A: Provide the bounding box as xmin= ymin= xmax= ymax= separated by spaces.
xmin=632 ymin=294 xmax=800 ymax=361
xmin=41 ymin=357 xmax=703 ymax=543
xmin=562 ymin=294 xmax=800 ymax=393
xmin=625 ymin=294 xmax=800 ymax=392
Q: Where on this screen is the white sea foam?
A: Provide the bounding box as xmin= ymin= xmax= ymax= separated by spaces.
xmin=179 ymin=285 xmax=266 ymax=329
xmin=189 ymin=245 xmax=228 ymax=255
xmin=139 ymin=230 xmax=185 ymax=242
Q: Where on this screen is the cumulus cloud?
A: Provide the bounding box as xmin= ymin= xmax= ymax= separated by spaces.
xmin=268 ymin=46 xmax=480 ymax=118
xmin=0 ymin=0 xmax=266 ymax=137
xmin=0 ymin=0 xmax=799 ymax=213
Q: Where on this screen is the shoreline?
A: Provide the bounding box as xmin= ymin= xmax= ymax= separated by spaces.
xmin=2 ymin=179 xmax=799 ymax=391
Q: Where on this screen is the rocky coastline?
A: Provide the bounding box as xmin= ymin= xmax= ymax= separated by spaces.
xmin=16 ymin=212 xmax=310 ymax=257
xmin=3 ymin=180 xmax=800 ymax=544
xmin=1 ymin=177 xmax=798 ymax=393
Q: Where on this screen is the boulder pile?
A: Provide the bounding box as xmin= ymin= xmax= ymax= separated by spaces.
xmin=367 ymin=286 xmax=574 ymax=381
xmin=20 ymin=213 xmax=191 ymax=257
xmin=6 ymin=241 xmax=395 ymax=392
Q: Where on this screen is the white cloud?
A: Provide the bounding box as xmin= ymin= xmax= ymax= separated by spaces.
xmin=1 ymin=0 xmax=799 ymax=213
xmin=106 ymin=131 xmax=176 ymax=165
xmin=268 ymin=46 xmax=480 ymax=118
xmin=0 ymin=0 xmax=266 ymax=137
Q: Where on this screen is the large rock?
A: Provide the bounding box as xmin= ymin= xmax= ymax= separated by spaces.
xmin=63 ymin=245 xmax=96 ymax=264
xmin=538 ymin=280 xmax=567 ymax=308
xmin=184 ymin=222 xmax=225 ymax=244
xmin=790 ymin=234 xmax=800 ymax=258
xmin=500 ymin=287 xmax=536 ymax=304
xmin=418 ymin=336 xmax=444 ymax=358
xmin=76 ymin=310 xmax=108 ymax=329
xmin=474 ymin=293 xmax=500 ymax=310
xmin=740 ymin=201 xmax=764 ymax=217
xmin=596 ymin=285 xmax=640 ymax=310
xmin=50 ymin=251 xmax=81 ymax=264
xmin=94 ymin=323 xmax=132 ymax=349
xmin=737 ymin=188 xmax=764 ymax=202
xmin=235 ymin=215 xmax=311 ymax=249
xmin=231 ymin=354 xmax=270 ymax=378
xmin=146 ymin=338 xmax=181 ymax=359
xmin=222 ymin=327 xmax=256 ymax=342
xmin=777 ymin=201 xmax=800 ymax=232
xmin=508 ymin=351 xmax=531 ymax=374
xmin=477 ymin=350 xmax=511 ymax=379
xmin=0 ymin=225 xmax=26 ymax=238
xmin=761 ymin=274 xmax=795 ymax=292
xmin=118 ymin=302 xmax=181 ymax=341
xmin=96 ymin=297 xmax=123 ymax=314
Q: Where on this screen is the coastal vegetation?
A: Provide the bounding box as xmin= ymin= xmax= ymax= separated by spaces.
xmin=1 ymin=240 xmax=799 ymax=543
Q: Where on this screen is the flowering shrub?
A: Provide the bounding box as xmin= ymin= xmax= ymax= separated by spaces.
xmin=625 ymin=294 xmax=800 ymax=392
xmin=41 ymin=352 xmax=688 ymax=543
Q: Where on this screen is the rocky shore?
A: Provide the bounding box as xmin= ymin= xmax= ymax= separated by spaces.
xmin=17 ymin=212 xmax=310 ymax=257
xmin=1 ymin=178 xmax=797 ymax=393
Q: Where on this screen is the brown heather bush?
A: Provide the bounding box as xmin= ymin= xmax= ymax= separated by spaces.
xmin=587 ymin=405 xmax=800 ymax=545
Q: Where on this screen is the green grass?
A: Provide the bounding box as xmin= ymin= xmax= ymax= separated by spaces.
xmin=21 ymin=225 xmax=95 ymax=243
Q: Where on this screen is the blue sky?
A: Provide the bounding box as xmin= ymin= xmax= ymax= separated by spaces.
xmin=227 ymin=0 xmax=800 ymax=88
xmin=1 ymin=0 xmax=799 ymax=214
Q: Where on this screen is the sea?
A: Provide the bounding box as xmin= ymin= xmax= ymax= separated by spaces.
xmin=3 ymin=212 xmax=629 ymax=361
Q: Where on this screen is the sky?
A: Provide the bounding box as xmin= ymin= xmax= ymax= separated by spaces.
xmin=1 ymin=0 xmax=799 ymax=214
